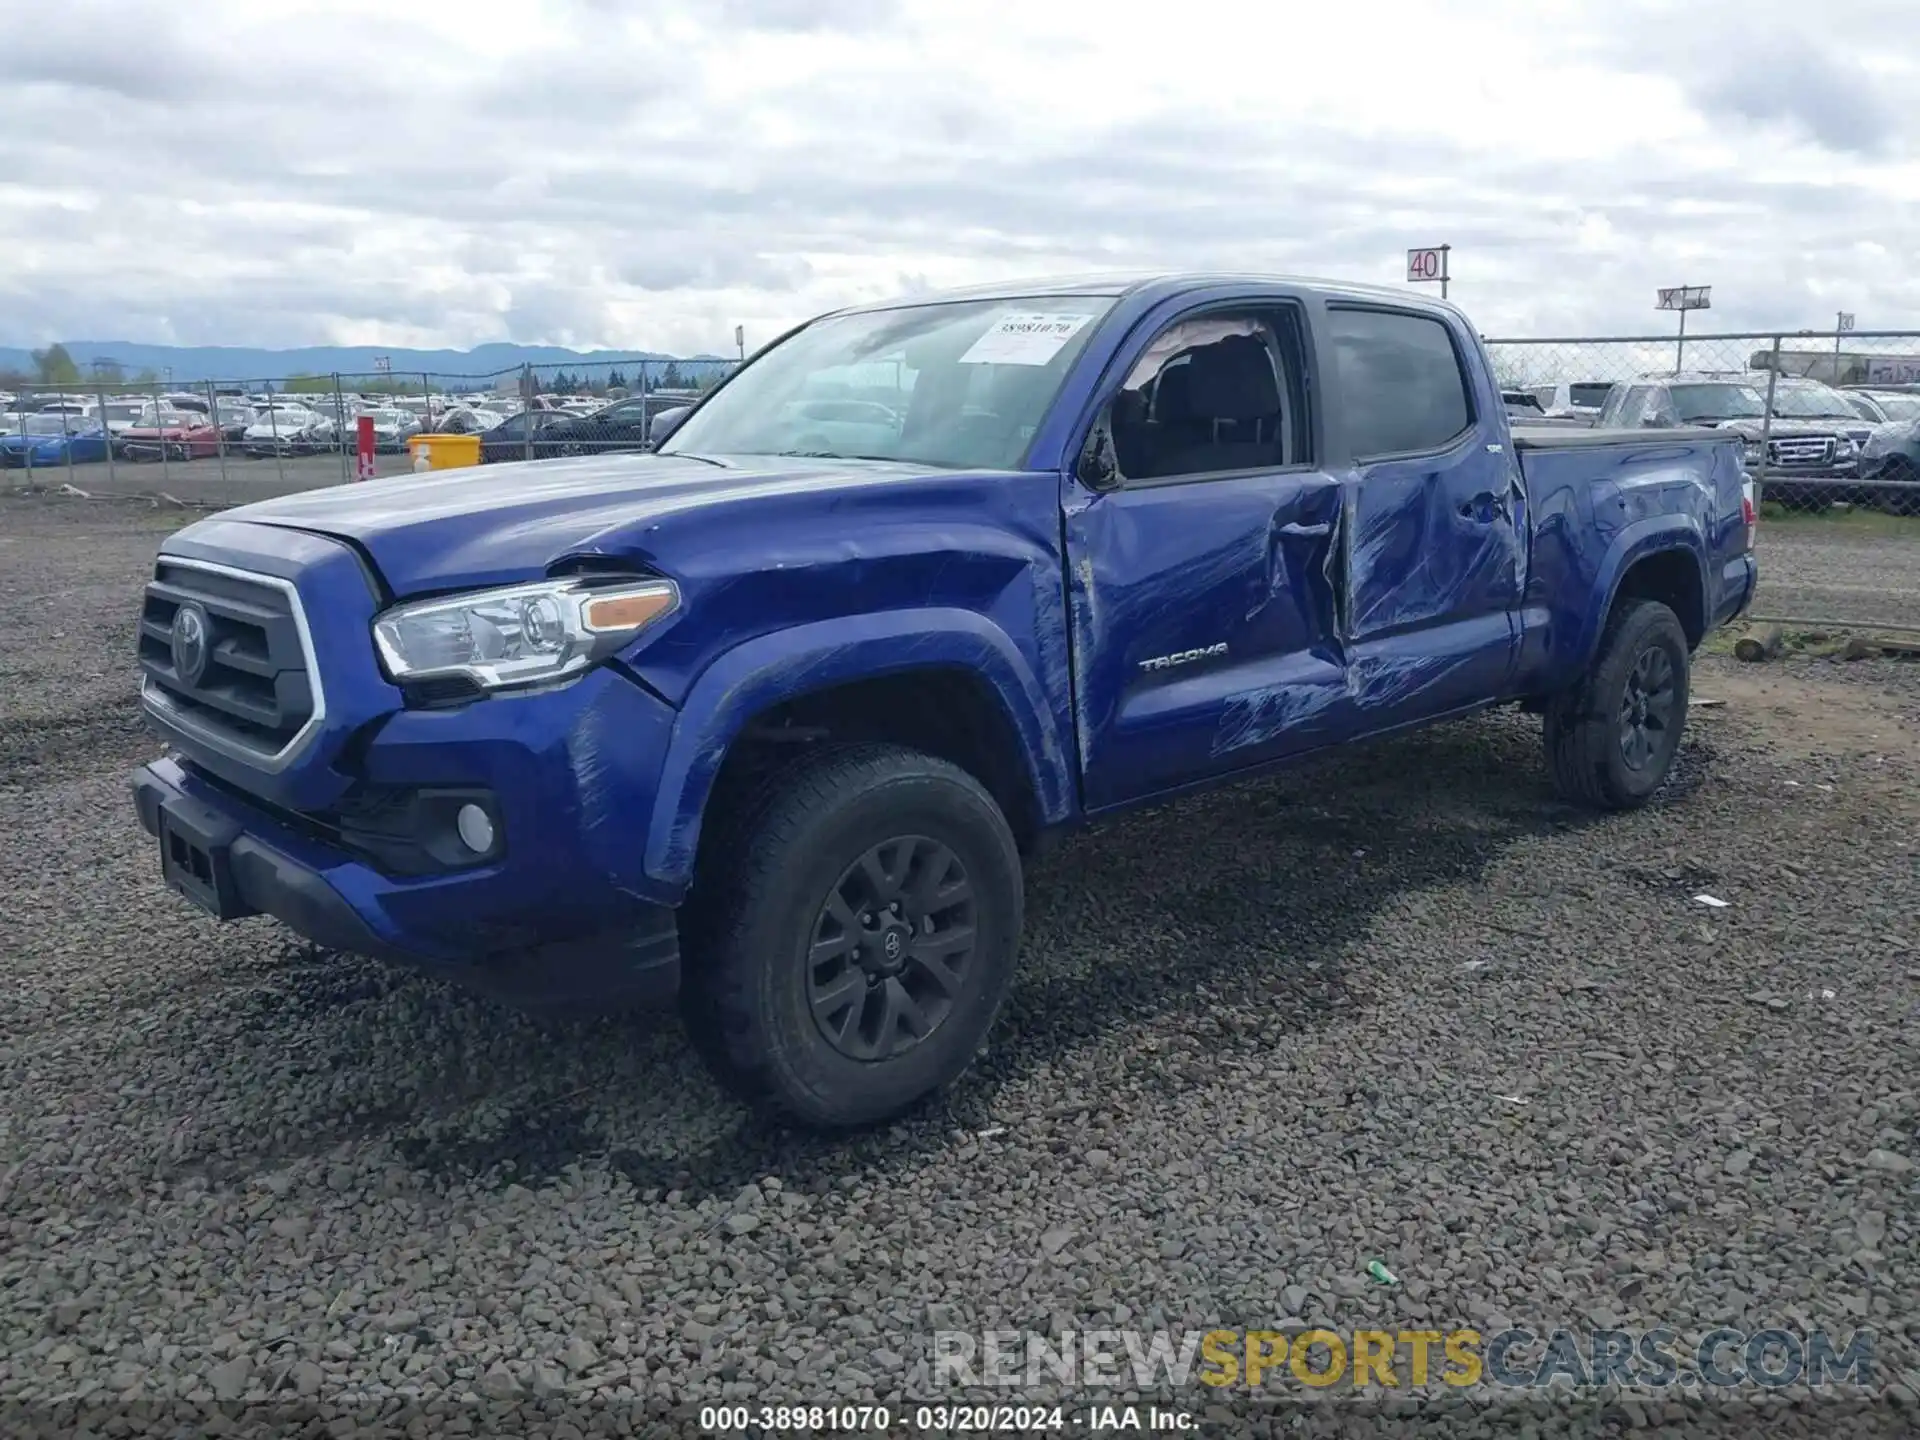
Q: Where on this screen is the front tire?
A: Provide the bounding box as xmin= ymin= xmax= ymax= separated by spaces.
xmin=1544 ymin=598 xmax=1690 ymax=810
xmin=682 ymin=743 xmax=1023 ymax=1129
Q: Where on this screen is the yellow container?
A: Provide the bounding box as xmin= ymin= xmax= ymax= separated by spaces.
xmin=406 ymin=433 xmax=482 ymax=470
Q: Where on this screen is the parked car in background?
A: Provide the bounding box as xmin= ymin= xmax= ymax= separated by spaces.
xmin=478 ymin=409 xmax=572 ymax=463
xmin=516 ymin=394 xmax=661 ymax=457
xmin=1600 ymin=372 xmax=1899 ymax=510
xmin=120 ymin=414 xmax=223 ymax=462
xmin=242 ymin=404 xmax=330 ymax=456
xmin=1768 ymin=377 xmax=1879 ymax=445
xmin=423 ymin=407 xmax=502 ymax=437
xmin=214 ymin=400 xmax=257 ymax=442
xmin=1858 ymin=417 xmax=1920 ymax=514
xmin=98 ymin=400 xmax=164 ymax=445
xmin=354 ymin=407 xmax=421 ymax=453
xmin=0 ymin=413 xmax=110 ymax=467
xmin=1841 ymin=387 xmax=1920 ymax=424
xmin=1529 ymin=381 xmax=1616 ymax=422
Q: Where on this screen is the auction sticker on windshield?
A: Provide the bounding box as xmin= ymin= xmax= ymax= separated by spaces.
xmin=960 ymin=312 xmax=1096 ymax=366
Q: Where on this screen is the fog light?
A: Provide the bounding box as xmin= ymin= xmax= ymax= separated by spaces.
xmin=455 ymin=803 xmax=495 ymax=854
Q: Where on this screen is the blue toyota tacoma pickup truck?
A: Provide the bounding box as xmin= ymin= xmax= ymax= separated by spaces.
xmin=131 ymin=273 xmax=1756 ymax=1127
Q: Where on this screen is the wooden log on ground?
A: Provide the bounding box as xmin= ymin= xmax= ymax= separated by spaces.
xmin=1734 ymin=625 xmax=1783 ymax=663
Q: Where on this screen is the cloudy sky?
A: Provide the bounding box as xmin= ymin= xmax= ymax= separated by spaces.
xmin=2 ymin=0 xmax=1915 ymax=355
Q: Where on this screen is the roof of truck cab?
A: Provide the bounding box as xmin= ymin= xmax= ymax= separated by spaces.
xmin=829 ymin=271 xmax=1467 ymax=318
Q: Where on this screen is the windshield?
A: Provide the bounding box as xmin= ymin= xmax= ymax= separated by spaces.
xmin=105 ymin=404 xmax=147 ymax=423
xmin=661 ymin=297 xmax=1116 ymax=469
xmin=24 ymin=415 xmax=77 ymax=435
xmin=1770 ymin=385 xmax=1856 ymax=420
xmin=1568 ymin=383 xmax=1612 ymax=408
xmin=1668 ymin=384 xmax=1767 ymax=421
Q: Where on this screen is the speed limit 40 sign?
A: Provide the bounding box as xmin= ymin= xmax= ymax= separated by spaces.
xmin=1407 ymin=246 xmax=1450 ymax=283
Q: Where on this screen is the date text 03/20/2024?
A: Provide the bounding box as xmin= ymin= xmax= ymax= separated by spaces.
xmin=699 ymin=1403 xmax=1195 ymax=1432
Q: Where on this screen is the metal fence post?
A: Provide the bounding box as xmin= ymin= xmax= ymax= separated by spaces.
xmin=64 ymin=390 xmax=77 ymax=487
xmin=638 ymin=361 xmax=651 ymax=446
xmin=206 ymin=379 xmax=227 ymax=483
xmin=266 ymin=385 xmax=284 ymax=485
xmin=333 ymin=373 xmax=350 ymax=483
xmin=523 ymin=364 xmax=535 ymax=462
xmin=1756 ymin=336 xmax=1781 ymax=507
xmin=98 ymin=384 xmax=117 ymax=485
xmin=422 ymin=373 xmax=434 ymax=430
xmin=154 ymin=383 xmax=171 ymax=488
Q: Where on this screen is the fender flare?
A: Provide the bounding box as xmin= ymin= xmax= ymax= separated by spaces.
xmin=1575 ymin=515 xmax=1709 ymax=669
xmin=642 ymin=609 xmax=1074 ymax=889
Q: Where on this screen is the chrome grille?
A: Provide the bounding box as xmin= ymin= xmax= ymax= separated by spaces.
xmin=1768 ymin=436 xmax=1836 ymax=468
xmin=137 ymin=558 xmax=320 ymax=764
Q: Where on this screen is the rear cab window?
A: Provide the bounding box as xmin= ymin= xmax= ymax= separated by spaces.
xmin=1326 ymin=307 xmax=1474 ymax=458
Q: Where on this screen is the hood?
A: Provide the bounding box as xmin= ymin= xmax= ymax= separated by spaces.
xmin=225 ymin=450 xmax=943 ymax=594
xmin=1715 ymin=417 xmax=1845 ymax=439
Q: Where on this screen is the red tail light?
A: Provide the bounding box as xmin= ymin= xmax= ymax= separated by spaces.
xmin=1742 ymin=494 xmax=1756 ymax=528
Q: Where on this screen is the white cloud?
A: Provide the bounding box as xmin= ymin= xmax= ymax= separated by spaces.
xmin=1 ymin=0 xmax=1915 ymax=353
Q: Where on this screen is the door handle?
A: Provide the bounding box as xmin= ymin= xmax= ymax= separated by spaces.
xmin=1278 ymin=520 xmax=1333 ymax=539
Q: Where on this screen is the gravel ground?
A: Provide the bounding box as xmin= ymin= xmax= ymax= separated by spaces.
xmin=2 ymin=492 xmax=1917 ymax=1438
xmin=1753 ymin=517 xmax=1920 ymax=631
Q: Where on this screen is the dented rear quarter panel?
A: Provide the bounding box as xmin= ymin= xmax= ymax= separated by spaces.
xmin=1512 ymin=427 xmax=1747 ymax=691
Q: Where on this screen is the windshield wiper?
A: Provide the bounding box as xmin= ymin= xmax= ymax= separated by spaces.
xmin=655 ymin=450 xmax=726 ymax=468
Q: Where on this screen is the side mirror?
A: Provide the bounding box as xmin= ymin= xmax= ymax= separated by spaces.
xmin=648 ymin=406 xmax=689 ymax=445
xmin=1076 ymin=427 xmax=1119 ymax=491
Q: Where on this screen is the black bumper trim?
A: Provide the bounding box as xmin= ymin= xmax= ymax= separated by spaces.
xmin=132 ymin=763 xmax=681 ymax=1012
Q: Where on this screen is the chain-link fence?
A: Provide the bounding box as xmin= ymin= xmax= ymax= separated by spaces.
xmin=6 ymin=333 xmax=1914 ymax=629
xmin=0 ymin=358 xmax=738 ymax=487
xmin=1486 ymin=329 xmax=1920 ymax=633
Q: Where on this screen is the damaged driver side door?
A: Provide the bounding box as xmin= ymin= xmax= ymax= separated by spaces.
xmin=1063 ymin=298 xmax=1349 ymax=811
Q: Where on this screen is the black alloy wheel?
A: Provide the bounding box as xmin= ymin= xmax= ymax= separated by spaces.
xmin=805 ymin=835 xmax=976 ymax=1062
xmin=1618 ymin=644 xmax=1677 ymax=774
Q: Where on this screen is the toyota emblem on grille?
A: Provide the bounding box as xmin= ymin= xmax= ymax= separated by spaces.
xmin=170 ymin=602 xmax=210 ymax=686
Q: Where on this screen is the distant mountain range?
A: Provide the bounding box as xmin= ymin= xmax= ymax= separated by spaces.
xmin=0 ymin=341 xmax=734 ymax=384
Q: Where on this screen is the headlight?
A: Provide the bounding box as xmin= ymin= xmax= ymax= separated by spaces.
xmin=1741 ymin=440 xmax=1764 ymax=466
xmin=372 ymin=577 xmax=678 ymax=691
xmin=1836 ymin=436 xmax=1858 ymax=458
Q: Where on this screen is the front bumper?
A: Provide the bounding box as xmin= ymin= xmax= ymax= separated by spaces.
xmin=131 ymin=517 xmax=691 ymax=1010
xmin=132 ymin=754 xmax=682 ymax=1011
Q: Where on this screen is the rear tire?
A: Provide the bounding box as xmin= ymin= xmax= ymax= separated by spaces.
xmin=1544 ymin=599 xmax=1690 ymax=810
xmin=681 ymin=743 xmax=1023 ymax=1129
